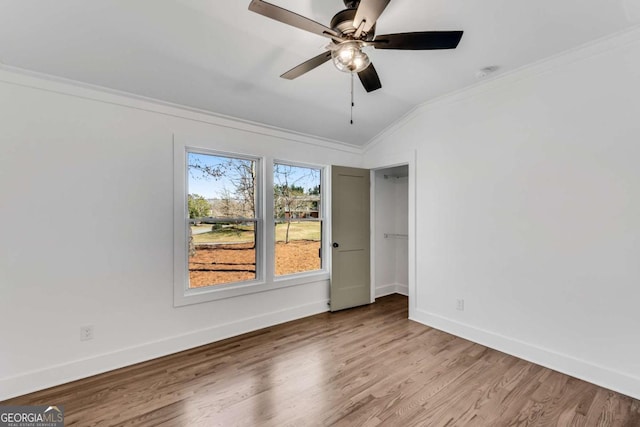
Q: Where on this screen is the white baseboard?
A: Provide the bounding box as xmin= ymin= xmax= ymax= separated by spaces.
xmin=0 ymin=300 xmax=329 ymax=401
xmin=411 ymin=309 xmax=640 ymax=400
xmin=376 ymin=283 xmax=408 ymax=298
xmin=395 ymin=284 xmax=408 ymax=296
xmin=375 ymin=283 xmax=398 ymax=298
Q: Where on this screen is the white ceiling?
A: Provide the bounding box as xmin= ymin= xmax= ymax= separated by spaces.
xmin=0 ymin=0 xmax=637 ymax=146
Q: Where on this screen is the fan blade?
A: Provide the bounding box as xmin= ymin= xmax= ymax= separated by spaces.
xmin=281 ymin=51 xmax=332 ymax=80
xmin=353 ymin=0 xmax=390 ymax=34
xmin=248 ymin=0 xmax=339 ymax=40
xmin=358 ymin=63 xmax=382 ymax=92
xmin=372 ymin=31 xmax=463 ymax=50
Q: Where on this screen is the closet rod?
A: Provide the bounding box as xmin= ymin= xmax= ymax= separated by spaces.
xmin=384 ymin=233 xmax=408 ymax=239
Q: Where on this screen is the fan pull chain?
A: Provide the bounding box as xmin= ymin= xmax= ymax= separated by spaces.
xmin=350 ymin=72 xmax=355 ymax=125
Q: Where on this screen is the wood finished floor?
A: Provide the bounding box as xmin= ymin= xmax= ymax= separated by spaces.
xmin=3 ymin=294 xmax=639 ymax=426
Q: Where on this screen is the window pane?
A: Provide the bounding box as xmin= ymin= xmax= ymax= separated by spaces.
xmin=188 ymin=152 xmax=258 ymax=288
xmin=188 ymin=152 xmax=256 ymax=218
xmin=275 ymin=220 xmax=321 ymax=275
xmin=274 ymin=163 xmax=322 ymax=276
xmin=189 ymin=221 xmax=256 ymax=287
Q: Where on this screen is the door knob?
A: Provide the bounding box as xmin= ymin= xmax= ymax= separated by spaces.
xmin=332 ymin=242 xmax=339 ymax=248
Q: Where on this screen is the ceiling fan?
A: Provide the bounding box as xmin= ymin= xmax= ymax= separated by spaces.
xmin=248 ymin=0 xmax=464 ymax=93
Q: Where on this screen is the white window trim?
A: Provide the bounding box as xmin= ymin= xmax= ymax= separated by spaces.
xmin=173 ymin=139 xmax=329 ymax=307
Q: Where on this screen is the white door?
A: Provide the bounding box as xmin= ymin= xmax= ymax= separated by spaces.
xmin=330 ymin=166 xmax=370 ymax=311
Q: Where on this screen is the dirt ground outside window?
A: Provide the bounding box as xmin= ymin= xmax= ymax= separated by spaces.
xmin=189 ymin=240 xmax=321 ymax=288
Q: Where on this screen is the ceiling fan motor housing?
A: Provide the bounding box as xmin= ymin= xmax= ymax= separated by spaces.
xmin=331 ymin=8 xmax=376 ymax=40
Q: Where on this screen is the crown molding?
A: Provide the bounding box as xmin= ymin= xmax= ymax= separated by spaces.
xmin=0 ymin=64 xmax=362 ymax=155
xmin=364 ymin=24 xmax=640 ymax=153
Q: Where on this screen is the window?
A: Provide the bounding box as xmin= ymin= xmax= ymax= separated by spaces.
xmin=174 ymin=142 xmax=328 ymax=306
xmin=274 ymin=163 xmax=322 ymax=276
xmin=187 ymin=151 xmax=260 ymax=288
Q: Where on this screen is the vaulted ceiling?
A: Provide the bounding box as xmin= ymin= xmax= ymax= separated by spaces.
xmin=0 ymin=0 xmax=637 ymax=146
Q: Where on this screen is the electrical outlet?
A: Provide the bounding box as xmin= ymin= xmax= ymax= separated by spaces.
xmin=80 ymin=325 xmax=94 ymax=341
xmin=456 ymin=299 xmax=465 ymax=311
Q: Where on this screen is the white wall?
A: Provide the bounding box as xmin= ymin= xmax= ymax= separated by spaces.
xmin=374 ymin=171 xmax=396 ymax=297
xmin=394 ymin=176 xmax=409 ymax=291
xmin=0 ymin=69 xmax=361 ymax=400
xmin=364 ymin=28 xmax=640 ymax=399
xmin=374 ymin=170 xmax=408 ymax=297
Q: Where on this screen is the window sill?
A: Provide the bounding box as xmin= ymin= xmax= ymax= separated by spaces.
xmin=174 ymin=270 xmax=330 ymax=307
xmin=274 ymin=270 xmax=329 ymax=286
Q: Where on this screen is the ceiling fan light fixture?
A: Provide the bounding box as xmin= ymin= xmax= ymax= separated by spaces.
xmin=331 ymin=41 xmax=370 ymax=73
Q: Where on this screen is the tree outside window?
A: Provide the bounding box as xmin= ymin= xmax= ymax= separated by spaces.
xmin=274 ymin=163 xmax=322 ymax=276
xmin=187 ymin=152 xmax=259 ymax=288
